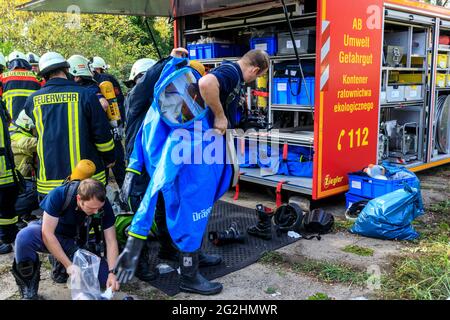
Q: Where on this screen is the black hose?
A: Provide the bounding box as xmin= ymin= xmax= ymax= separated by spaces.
xmin=144 ymin=18 xmax=163 ymax=60
xmin=280 ymin=0 xmax=314 ymax=117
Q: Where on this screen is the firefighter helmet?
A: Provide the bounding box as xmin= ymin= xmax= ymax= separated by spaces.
xmin=68 ymin=55 xmax=93 ymax=78
xmin=27 ymin=52 xmax=40 ymax=65
xmin=15 ymin=110 xmax=35 ymax=131
xmin=90 ymin=56 xmax=109 ymax=70
xmin=128 ymin=58 xmax=156 ymax=81
xmin=7 ymin=51 xmax=28 ymax=63
xmin=189 ymin=60 xmax=206 ymax=76
xmin=70 ymin=159 xmax=96 ymax=181
xmin=38 ymin=52 xmax=70 ymax=77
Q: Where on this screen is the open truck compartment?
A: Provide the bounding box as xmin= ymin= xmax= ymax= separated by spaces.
xmin=19 ymin=0 xmax=450 ymax=200
xmin=175 ymin=0 xmax=450 ymax=200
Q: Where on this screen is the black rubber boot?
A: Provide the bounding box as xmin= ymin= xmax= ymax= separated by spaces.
xmin=0 ymin=241 xmax=13 ymax=255
xmin=154 ymin=193 xmax=222 ymax=267
xmin=135 ymin=241 xmax=157 ymax=282
xmin=198 ymin=251 xmax=222 ymax=267
xmin=247 ymin=204 xmax=275 ymax=240
xmin=11 ymin=259 xmax=40 ymax=300
xmin=179 ymin=251 xmax=223 ymax=295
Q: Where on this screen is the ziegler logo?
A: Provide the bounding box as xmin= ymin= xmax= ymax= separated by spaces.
xmin=192 ymin=206 xmax=213 ymax=222
xmin=324 ymin=175 xmax=344 ymax=188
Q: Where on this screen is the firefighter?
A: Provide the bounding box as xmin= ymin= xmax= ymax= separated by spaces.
xmin=0 ymin=97 xmax=21 ymax=254
xmin=121 ymin=50 xmax=214 ymax=272
xmin=123 ymin=58 xmax=156 ymax=89
xmin=90 ymin=56 xmax=126 ymax=188
xmin=198 ymin=49 xmax=270 ymax=134
xmin=67 ymin=55 xmax=109 ymax=112
xmin=115 ymin=50 xmax=268 ymax=295
xmin=23 ymin=51 xmax=115 ymax=198
xmin=0 ymin=51 xmax=44 ymax=123
xmin=27 ymin=52 xmax=40 ymax=74
xmin=11 ymin=110 xmax=39 ymax=227
xmin=12 ymin=178 xmax=120 ymax=300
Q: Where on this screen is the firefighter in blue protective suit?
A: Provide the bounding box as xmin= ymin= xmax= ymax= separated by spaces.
xmin=114 ymin=50 xmax=270 ymax=295
xmin=122 ymin=50 xmax=217 ymax=277
xmin=23 ymin=52 xmax=115 ymax=198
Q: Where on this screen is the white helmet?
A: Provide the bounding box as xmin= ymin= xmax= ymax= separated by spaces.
xmin=8 ymin=51 xmax=28 ymax=63
xmin=27 ymin=52 xmax=40 ymax=65
xmin=38 ymin=51 xmax=70 ymax=76
xmin=128 ymin=58 xmax=156 ymax=81
xmin=68 ymin=55 xmax=93 ymax=78
xmin=0 ymin=53 xmax=6 ymax=68
xmin=15 ymin=110 xmax=35 ymax=131
xmin=90 ymin=56 xmax=109 ymax=70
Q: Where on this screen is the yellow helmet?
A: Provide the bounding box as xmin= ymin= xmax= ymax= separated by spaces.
xmin=189 ymin=60 xmax=206 ymax=76
xmin=70 ymin=159 xmax=96 ymax=181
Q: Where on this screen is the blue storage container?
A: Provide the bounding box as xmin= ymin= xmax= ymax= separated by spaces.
xmin=289 ymin=78 xmax=301 ymax=105
xmin=199 ymin=44 xmax=208 ymax=59
xmin=345 ymin=192 xmax=371 ymax=209
xmin=272 ymin=77 xmax=289 ymax=104
xmin=250 ymin=36 xmax=277 ymax=55
xmin=298 ymin=77 xmax=315 ymax=105
xmin=204 ymin=43 xmax=235 ymax=58
xmin=187 ymin=44 xmax=198 ymax=59
xmin=348 ymin=171 xmax=417 ymax=199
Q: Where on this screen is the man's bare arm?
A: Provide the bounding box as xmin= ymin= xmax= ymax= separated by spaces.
xmin=41 ymin=212 xmax=72 ymax=269
xmin=198 ymin=74 xmax=228 ymax=135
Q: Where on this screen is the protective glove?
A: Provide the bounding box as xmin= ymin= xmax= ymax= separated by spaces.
xmin=119 ymin=171 xmax=137 ymax=210
xmin=113 ymin=236 xmax=145 ymax=283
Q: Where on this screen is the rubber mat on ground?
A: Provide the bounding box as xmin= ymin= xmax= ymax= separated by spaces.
xmin=146 ymin=200 xmax=301 ymax=296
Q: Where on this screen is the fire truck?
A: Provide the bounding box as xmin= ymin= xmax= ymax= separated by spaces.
xmin=19 ymin=0 xmax=450 ymax=203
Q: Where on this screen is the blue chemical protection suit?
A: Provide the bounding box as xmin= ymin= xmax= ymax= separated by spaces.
xmin=127 ymin=57 xmax=232 ymax=252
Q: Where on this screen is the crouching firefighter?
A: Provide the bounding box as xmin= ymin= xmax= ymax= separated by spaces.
xmin=114 ymin=56 xmax=233 ymax=295
xmin=11 ymin=178 xmax=120 ymax=300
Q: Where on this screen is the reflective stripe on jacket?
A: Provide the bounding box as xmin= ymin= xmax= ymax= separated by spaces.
xmin=0 ymin=69 xmax=43 ymax=121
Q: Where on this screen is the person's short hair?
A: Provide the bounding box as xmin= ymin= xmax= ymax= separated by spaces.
xmin=241 ymin=49 xmax=270 ymax=72
xmin=43 ymin=67 xmax=68 ymax=81
xmin=77 ymin=178 xmax=106 ymax=202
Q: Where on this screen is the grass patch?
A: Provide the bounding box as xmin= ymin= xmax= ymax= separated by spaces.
xmin=260 ymin=250 xmax=369 ymax=287
xmin=379 ymin=242 xmax=450 ymax=300
xmin=342 ymin=245 xmax=374 ymax=257
xmin=377 ymin=200 xmax=450 ymax=300
xmin=260 ymin=251 xmax=284 ymax=265
xmin=430 ymin=200 xmax=450 ymax=215
xmin=333 ymin=219 xmax=355 ymax=233
xmin=120 ymin=282 xmax=169 ymax=300
xmin=265 ymin=287 xmax=277 ymax=294
xmin=307 ymin=292 xmax=332 ymax=300
xmin=291 ymin=260 xmax=369 ymax=286
xmin=414 ymin=201 xmax=450 ymax=244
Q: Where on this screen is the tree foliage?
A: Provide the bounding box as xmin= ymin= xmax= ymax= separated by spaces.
xmin=0 ymin=0 xmax=173 ymax=85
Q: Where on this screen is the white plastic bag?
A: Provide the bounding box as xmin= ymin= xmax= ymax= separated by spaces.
xmin=70 ymin=249 xmax=102 ymax=300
